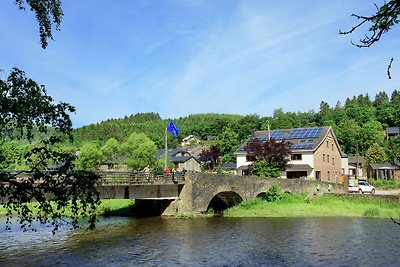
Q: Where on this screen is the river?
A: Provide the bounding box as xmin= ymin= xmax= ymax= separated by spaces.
xmin=0 ymin=216 xmax=399 ymax=266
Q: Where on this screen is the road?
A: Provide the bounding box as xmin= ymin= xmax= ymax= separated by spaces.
xmin=375 ymin=189 xmax=400 ymax=195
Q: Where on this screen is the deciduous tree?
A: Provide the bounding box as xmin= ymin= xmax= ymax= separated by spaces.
xmin=0 ymin=69 xmax=100 ymax=233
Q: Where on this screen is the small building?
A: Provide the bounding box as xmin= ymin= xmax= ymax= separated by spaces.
xmin=347 ymin=156 xmax=364 ymax=178
xmin=157 ymin=148 xmax=201 ymax=172
xmin=367 ymin=163 xmax=400 ymax=179
xmin=235 ymin=126 xmax=347 ymax=182
xmin=386 ymin=127 xmax=400 ymax=140
xmin=181 ymin=135 xmax=201 ymax=146
xmin=207 ymin=136 xmax=219 ymax=141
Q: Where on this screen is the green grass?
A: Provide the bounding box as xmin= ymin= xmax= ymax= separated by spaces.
xmin=0 ymin=199 xmax=135 ymax=217
xmin=224 ymin=193 xmax=400 ymax=219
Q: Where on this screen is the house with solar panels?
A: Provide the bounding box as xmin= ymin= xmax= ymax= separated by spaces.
xmin=235 ymin=126 xmax=347 ymax=181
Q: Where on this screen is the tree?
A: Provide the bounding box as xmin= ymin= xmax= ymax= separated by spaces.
xmin=15 ymin=0 xmax=63 ymax=49
xmin=75 ymin=143 xmax=104 ymax=170
xmin=219 ymin=127 xmax=240 ymax=163
xmin=199 ymin=144 xmax=221 ymax=171
xmin=101 ymin=138 xmax=120 ymax=165
xmin=0 ymin=69 xmax=100 ymax=233
xmin=340 ymin=1 xmax=400 ymax=78
xmin=387 ymin=135 xmax=400 ymax=164
xmin=245 ymin=138 xmax=291 ymax=174
xmin=364 ymin=143 xmax=389 ymax=169
xmin=120 ymin=133 xmax=157 ymax=170
xmin=252 ymin=160 xmax=281 ymax=178
xmin=339 ymin=1 xmax=400 ymax=48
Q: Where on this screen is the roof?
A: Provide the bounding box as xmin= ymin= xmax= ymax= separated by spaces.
xmin=386 ymin=127 xmax=400 ymax=134
xmin=287 ymin=164 xmax=313 ymax=170
xmin=236 ymin=126 xmax=336 ymax=153
xmin=348 ymin=156 xmax=364 ymax=164
xmin=156 ymin=148 xmax=199 ymax=164
xmin=369 ymin=163 xmax=400 ymax=170
xmin=156 ymin=148 xmax=190 ymax=158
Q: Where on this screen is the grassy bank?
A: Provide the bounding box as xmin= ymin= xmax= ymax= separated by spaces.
xmin=224 ymin=193 xmax=400 ymax=218
xmin=0 ymin=199 xmax=135 ymax=217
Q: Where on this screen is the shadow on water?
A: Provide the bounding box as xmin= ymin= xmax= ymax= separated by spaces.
xmin=102 ymin=199 xmax=175 ymax=217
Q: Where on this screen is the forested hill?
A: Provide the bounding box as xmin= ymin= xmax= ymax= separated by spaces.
xmin=72 ymin=90 xmax=400 ymax=157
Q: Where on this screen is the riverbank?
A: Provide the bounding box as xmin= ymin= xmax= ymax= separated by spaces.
xmin=224 ymin=193 xmax=400 ymax=218
xmin=1 ymin=194 xmax=399 ymax=219
xmin=0 ymin=199 xmax=135 ymax=217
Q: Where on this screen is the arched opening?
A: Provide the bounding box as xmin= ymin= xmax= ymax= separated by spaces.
xmin=206 ymin=191 xmax=243 ymax=213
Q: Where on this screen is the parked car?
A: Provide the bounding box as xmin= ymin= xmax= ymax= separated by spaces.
xmin=348 ymin=184 xmax=359 ymax=193
xmin=358 ymin=181 xmax=375 ymax=194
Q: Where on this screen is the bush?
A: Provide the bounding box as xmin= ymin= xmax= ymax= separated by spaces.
xmin=266 ymin=184 xmax=283 ymax=202
xmin=369 ymin=179 xmax=400 ymax=189
xmin=252 ymin=161 xmax=281 ymax=178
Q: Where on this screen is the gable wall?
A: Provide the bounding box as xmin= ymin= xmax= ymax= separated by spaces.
xmin=313 ymin=131 xmax=343 ymax=182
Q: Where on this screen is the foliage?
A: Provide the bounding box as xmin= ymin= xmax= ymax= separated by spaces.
xmin=369 ymin=178 xmax=400 ymax=189
xmin=339 ymin=0 xmax=400 ymax=48
xmin=120 ymin=133 xmax=157 ymax=170
xmin=199 ymin=144 xmax=221 ymax=171
xmin=252 ymin=160 xmax=281 ymax=178
xmin=219 ymin=127 xmax=240 ymax=163
xmin=75 ymin=143 xmax=104 ymax=170
xmin=364 ymin=143 xmax=389 ymax=168
xmin=265 ymin=184 xmax=283 ymax=202
xmin=101 ymin=138 xmax=120 ymax=164
xmin=0 ymin=68 xmax=100 ymax=233
xmin=245 ymin=138 xmax=291 ymax=170
xmin=387 ymin=135 xmax=400 ymax=164
xmin=15 ymin=0 xmax=63 ymax=49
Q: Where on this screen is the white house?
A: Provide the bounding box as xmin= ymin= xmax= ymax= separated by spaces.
xmin=235 ymin=126 xmax=348 ymax=182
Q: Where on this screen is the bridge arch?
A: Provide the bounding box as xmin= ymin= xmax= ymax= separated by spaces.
xmin=206 ymin=191 xmax=243 ymax=212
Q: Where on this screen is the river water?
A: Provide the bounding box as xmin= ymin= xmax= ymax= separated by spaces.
xmin=0 ymin=216 xmax=399 ymax=266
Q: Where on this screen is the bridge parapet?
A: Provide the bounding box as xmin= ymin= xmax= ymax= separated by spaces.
xmin=96 ymin=171 xmax=185 ymax=185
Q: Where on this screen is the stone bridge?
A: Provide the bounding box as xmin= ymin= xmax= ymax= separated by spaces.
xmin=162 ymin=173 xmax=341 ymax=215
xmin=95 ymin=172 xmax=342 ymax=216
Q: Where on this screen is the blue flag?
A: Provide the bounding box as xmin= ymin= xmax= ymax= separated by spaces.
xmin=167 ymin=120 xmax=180 ymax=137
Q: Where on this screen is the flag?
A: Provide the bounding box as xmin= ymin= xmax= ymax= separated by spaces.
xmin=167 ymin=120 xmax=180 ymax=137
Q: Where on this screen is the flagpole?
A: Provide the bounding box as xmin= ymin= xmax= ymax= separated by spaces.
xmin=164 ymin=127 xmax=167 ymax=170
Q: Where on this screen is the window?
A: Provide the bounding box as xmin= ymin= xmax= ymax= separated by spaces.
xmin=291 ymin=154 xmax=302 ymax=160
xmin=327 ymin=141 xmax=329 ymax=148
xmin=327 ymin=155 xmax=330 ymax=162
xmin=332 ymin=144 xmax=334 ymax=151
xmin=328 ymin=171 xmax=331 ymax=181
xmin=332 ymin=157 xmax=335 ymax=165
xmin=323 ymin=154 xmax=325 ymax=161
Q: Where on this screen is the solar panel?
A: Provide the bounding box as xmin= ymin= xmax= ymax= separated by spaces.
xmin=268 ymin=127 xmax=324 ymax=140
xmin=291 ymin=144 xmax=313 ymax=149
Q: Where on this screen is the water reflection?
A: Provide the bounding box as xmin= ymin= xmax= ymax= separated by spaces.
xmin=0 ymin=216 xmax=399 ymax=266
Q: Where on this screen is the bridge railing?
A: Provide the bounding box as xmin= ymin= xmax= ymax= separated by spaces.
xmin=0 ymin=170 xmax=185 ymax=185
xmin=95 ymin=171 xmax=185 ymax=185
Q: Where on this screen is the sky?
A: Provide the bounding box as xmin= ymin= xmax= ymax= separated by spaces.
xmin=1 ymin=0 xmax=400 ymax=128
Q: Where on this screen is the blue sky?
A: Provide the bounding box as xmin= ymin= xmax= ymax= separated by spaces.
xmin=1 ymin=0 xmax=399 ymax=127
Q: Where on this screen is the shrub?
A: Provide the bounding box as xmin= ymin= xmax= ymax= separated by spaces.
xmin=266 ymin=184 xmax=283 ymax=202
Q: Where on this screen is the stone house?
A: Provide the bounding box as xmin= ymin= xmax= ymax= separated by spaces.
xmin=157 ymin=148 xmax=201 ymax=172
xmin=235 ymin=126 xmax=347 ymax=182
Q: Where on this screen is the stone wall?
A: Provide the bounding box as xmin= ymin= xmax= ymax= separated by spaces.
xmin=164 ymin=173 xmax=343 ymax=215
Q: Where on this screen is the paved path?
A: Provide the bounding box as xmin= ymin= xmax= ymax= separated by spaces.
xmin=375 ymin=189 xmax=400 ymax=195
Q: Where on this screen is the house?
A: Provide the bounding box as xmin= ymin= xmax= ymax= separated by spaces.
xmin=181 ymin=135 xmax=201 ymax=146
xmin=385 ymin=127 xmax=400 ymax=140
xmin=347 ymin=155 xmax=364 ymax=178
xmin=235 ymin=126 xmax=347 ymax=182
xmin=156 ymin=148 xmax=201 ymax=172
xmin=367 ymin=163 xmax=400 ymax=179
